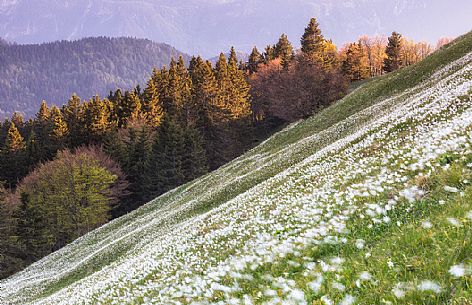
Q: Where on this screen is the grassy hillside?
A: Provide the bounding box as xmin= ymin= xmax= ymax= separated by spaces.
xmin=0 ymin=37 xmax=189 ymax=119
xmin=1 ymin=33 xmax=471 ymax=305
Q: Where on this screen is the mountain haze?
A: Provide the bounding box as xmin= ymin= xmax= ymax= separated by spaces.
xmin=0 ymin=37 xmax=189 ymax=118
xmin=0 ymin=0 xmax=470 ymax=57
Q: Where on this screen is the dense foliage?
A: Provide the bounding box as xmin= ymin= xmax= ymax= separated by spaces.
xmin=0 ymin=37 xmax=189 ymax=118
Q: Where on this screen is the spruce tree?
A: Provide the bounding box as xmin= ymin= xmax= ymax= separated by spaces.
xmin=248 ymin=46 xmax=263 ymax=74
xmin=263 ymin=45 xmax=276 ymax=62
xmin=342 ymin=42 xmax=370 ymax=81
xmin=142 ymin=69 xmax=164 ymax=127
xmin=62 ymin=94 xmax=84 ymax=148
xmin=181 ymin=127 xmax=208 ymax=181
xmin=301 ymin=18 xmax=325 ymax=58
xmin=4 ymin=122 xmax=25 ymax=152
xmin=384 ymin=32 xmax=403 ymax=73
xmin=149 ymin=114 xmax=185 ymax=197
xmin=50 ymin=105 xmax=68 ymax=141
xmin=275 ymin=34 xmax=294 ymax=69
xmin=36 ymin=101 xmax=50 ymax=123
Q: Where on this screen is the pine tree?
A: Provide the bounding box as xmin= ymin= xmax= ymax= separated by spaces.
xmin=248 ymin=46 xmax=263 ymax=74
xmin=301 ymin=18 xmax=325 ymax=58
xmin=4 ymin=122 xmax=25 ymax=151
xmin=227 ymin=48 xmax=252 ymax=120
xmin=275 ymin=34 xmax=294 ymax=69
xmin=63 ymin=94 xmax=84 ymax=148
xmin=36 ymin=101 xmax=50 ymax=123
xmin=148 ymin=115 xmax=185 ymax=197
xmin=11 ymin=112 xmax=24 ymax=128
xmin=116 ymin=91 xmax=142 ymax=128
xmin=142 ymin=69 xmax=164 ymax=127
xmin=181 ymin=127 xmax=208 ymax=181
xmin=263 ymin=45 xmax=276 ymax=62
xmin=50 ymin=105 xmax=68 ymax=141
xmin=384 ymin=32 xmax=403 ymax=73
xmin=123 ymin=126 xmax=153 ymax=209
xmin=341 ymin=42 xmax=370 ymax=81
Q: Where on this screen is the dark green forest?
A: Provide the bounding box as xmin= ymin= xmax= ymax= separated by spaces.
xmin=0 ymin=18 xmax=423 ymax=280
xmin=0 ymin=37 xmax=189 ymax=118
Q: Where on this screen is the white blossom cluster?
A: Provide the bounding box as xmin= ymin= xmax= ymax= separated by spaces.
xmin=1 ymin=52 xmax=471 ymax=305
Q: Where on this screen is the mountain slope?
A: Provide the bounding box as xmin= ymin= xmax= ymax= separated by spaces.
xmin=0 ymin=37 xmax=189 ymax=118
xmin=0 ymin=0 xmax=470 ymax=57
xmin=1 ymin=33 xmax=472 ymax=304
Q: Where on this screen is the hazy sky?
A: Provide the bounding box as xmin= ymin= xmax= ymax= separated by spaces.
xmin=1 ymin=0 xmax=471 ymax=56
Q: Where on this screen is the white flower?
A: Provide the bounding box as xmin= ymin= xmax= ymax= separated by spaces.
xmin=447 ymin=217 xmax=461 ymax=227
xmin=332 ymin=281 xmax=345 ymax=291
xmin=448 ymin=264 xmax=466 ymax=277
xmin=355 ymin=239 xmax=365 ymax=249
xmin=359 ymin=271 xmax=372 ymax=281
xmin=339 ymin=294 xmax=355 ymax=305
xmin=444 ymin=186 xmax=459 ymax=193
xmin=307 ymin=275 xmax=323 ymax=293
xmin=288 ymin=289 xmax=305 ymax=302
xmin=417 ymin=280 xmax=441 ymax=293
xmin=320 ymin=295 xmax=333 ymax=305
xmin=387 ymin=260 xmax=395 ymax=268
xmin=421 ymin=221 xmax=433 ymax=229
xmin=466 ymin=211 xmax=472 ymax=220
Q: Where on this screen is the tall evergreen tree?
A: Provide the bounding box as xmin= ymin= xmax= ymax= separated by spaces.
xmin=142 ymin=69 xmax=164 ymax=127
xmin=50 ymin=106 xmax=68 ymax=142
xmin=149 ymin=115 xmax=185 ymax=197
xmin=301 ymin=18 xmax=325 ymax=58
xmin=62 ymin=94 xmax=84 ymax=148
xmin=275 ymin=34 xmax=294 ymax=69
xmin=384 ymin=32 xmax=403 ymax=73
xmin=4 ymin=122 xmax=25 ymax=152
xmin=263 ymin=45 xmax=276 ymax=62
xmin=181 ymin=127 xmax=208 ymax=181
xmin=36 ymin=101 xmax=50 ymax=123
xmin=342 ymin=42 xmax=370 ymax=81
xmin=248 ymin=46 xmax=263 ymax=74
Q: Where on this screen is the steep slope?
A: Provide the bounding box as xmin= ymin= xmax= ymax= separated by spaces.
xmin=0 ymin=37 xmax=189 ymax=119
xmin=1 ymin=33 xmax=471 ymax=304
xmin=0 ymin=0 xmax=470 ymax=57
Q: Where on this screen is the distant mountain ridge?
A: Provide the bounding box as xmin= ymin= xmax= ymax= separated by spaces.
xmin=0 ymin=0 xmax=470 ymax=57
xmin=0 ymin=36 xmax=190 ymax=118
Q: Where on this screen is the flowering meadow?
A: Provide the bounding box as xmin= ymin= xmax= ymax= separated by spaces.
xmin=1 ymin=35 xmax=472 ymax=304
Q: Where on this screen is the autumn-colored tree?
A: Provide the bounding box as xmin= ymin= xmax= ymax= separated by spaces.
xmin=358 ymin=35 xmax=387 ymax=77
xmin=250 ymin=56 xmax=348 ymax=122
xmin=341 ymin=42 xmax=370 ymax=81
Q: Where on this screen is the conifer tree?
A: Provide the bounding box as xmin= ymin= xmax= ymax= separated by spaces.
xmin=263 ymin=45 xmax=276 ymax=62
xmin=36 ymin=101 xmax=50 ymax=123
xmin=275 ymin=34 xmax=294 ymax=69
xmin=149 ymin=114 xmax=185 ymax=197
xmin=11 ymin=112 xmax=24 ymax=128
xmin=123 ymin=126 xmax=153 ymax=208
xmin=181 ymin=127 xmax=208 ymax=181
xmin=62 ymin=94 xmax=83 ymax=147
xmin=50 ymin=105 xmax=68 ymax=141
xmin=248 ymin=46 xmax=263 ymax=74
xmin=301 ymin=18 xmax=325 ymax=58
xmin=227 ymin=48 xmax=252 ymax=120
xmin=342 ymin=42 xmax=370 ymax=81
xmin=4 ymin=122 xmax=25 ymax=151
xmin=142 ymin=69 xmax=164 ymax=127
xmin=384 ymin=32 xmax=403 ymax=73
